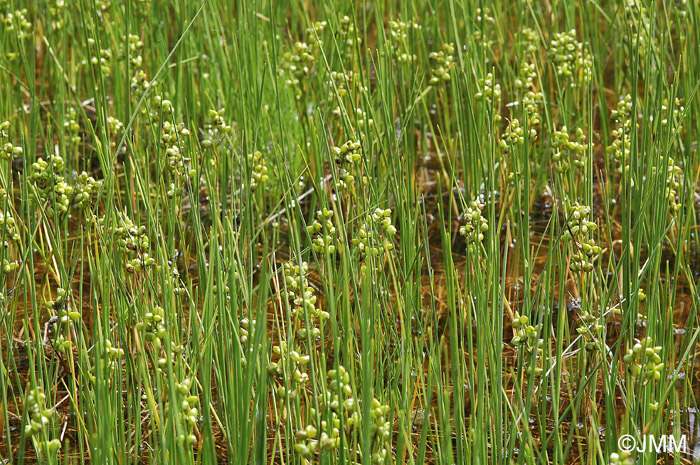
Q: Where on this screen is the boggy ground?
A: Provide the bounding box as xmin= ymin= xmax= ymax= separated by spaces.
xmin=2 ymin=1 xmax=700 ymax=464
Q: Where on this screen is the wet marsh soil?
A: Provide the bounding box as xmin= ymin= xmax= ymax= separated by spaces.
xmin=4 ymin=132 xmax=700 ymax=463
xmin=4 ymin=70 xmax=700 ymax=465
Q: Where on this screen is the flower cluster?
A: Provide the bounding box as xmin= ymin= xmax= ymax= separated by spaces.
xmin=48 ymin=0 xmax=66 ymax=32
xmin=472 ymin=7 xmax=495 ymax=49
xmin=270 ymin=260 xmax=325 ymax=407
xmin=511 ymin=312 xmax=540 ymax=348
xmin=513 ymin=60 xmax=543 ymax=136
xmin=623 ymin=0 xmax=655 ymax=55
xmin=549 ymin=30 xmax=592 ymax=86
xmin=161 ymin=121 xmax=192 ymax=178
xmin=295 ymin=366 xmax=392 ymax=463
xmin=239 ymin=316 xmax=253 ymax=345
xmin=576 ymin=307 xmax=603 ymax=351
xmin=2 ymin=257 xmax=18 ymax=273
xmin=387 ymin=18 xmax=421 ymax=63
xmin=73 ymin=171 xmax=100 ymax=209
xmin=661 ymin=97 xmax=684 ymax=129
xmin=338 ymin=15 xmax=361 ymax=53
xmin=50 ymin=287 xmax=81 ymax=325
xmin=306 ymin=21 xmax=327 ymax=46
xmin=517 ymin=27 xmax=539 ymax=55
xmin=521 ymin=91 xmax=543 ymax=137
xmin=283 ymin=261 xmax=329 ymax=331
xmin=107 ymin=116 xmax=124 ymax=150
xmin=515 ymin=61 xmax=537 ymax=91
xmin=0 ymin=120 xmax=23 ymax=160
xmin=95 ymin=0 xmax=111 ymax=12
xmin=328 ymin=71 xmax=367 ymax=118
xmin=1 ymin=8 xmax=32 ymax=41
xmin=352 ymin=208 xmax=396 ymax=264
xmin=101 ymin=339 xmax=125 ymax=372
xmin=623 ymin=337 xmax=664 ymax=382
xmin=510 ymin=310 xmax=544 ymax=376
xmin=159 ymin=258 xmax=187 ymax=297
xmin=563 ymin=203 xmax=600 ymax=272
xmin=119 ymin=34 xmax=144 ymax=68
xmin=459 ymin=199 xmax=488 ymax=249
xmin=529 ymin=342 xmax=544 ymax=376
xmin=87 ymin=38 xmax=112 ymax=75
xmin=475 ymin=73 xmax=502 ymax=122
xmin=171 ymin=377 xmax=200 ymax=447
xmin=499 ymin=119 xmax=525 ymax=152
xmin=270 ymin=340 xmax=310 ymax=400
xmin=130 ymin=70 xmax=153 ymax=102
xmin=29 ymin=155 xmax=74 ymax=215
xmin=234 ymin=312 xmax=249 ymax=371
xmin=475 ymin=7 xmax=495 ymax=24
xmin=294 ymin=423 xmax=327 ymax=457
xmin=293 ymin=367 xmax=341 ymax=457
xmin=606 ymin=94 xmax=635 ymax=175
xmin=281 ymin=38 xmax=320 ymax=100
xmin=308 ymin=208 xmax=336 ymax=254
xmin=332 ymin=139 xmax=362 ymax=191
xmin=658 ymin=155 xmax=682 ymax=214
xmin=552 ymin=126 xmax=586 ymax=172
xmin=354 ymin=107 xmax=374 ymax=131
xmin=148 ymin=95 xmax=173 ymax=123
xmin=24 ymin=387 xmax=54 ymax=437
xmin=0 ymin=209 xmax=19 ymax=246
xmin=609 ymin=451 xmax=634 ymax=465
xmin=248 ymin=151 xmax=269 ymax=190
xmin=329 ymin=71 xmax=351 ymax=103
xmin=429 ymin=43 xmax=455 ymax=85
xmin=53 ymin=332 xmax=71 ymax=354
xmin=335 ymin=395 xmax=392 ymax=464
xmin=200 ymin=108 xmax=232 ymax=148
xmin=333 ymin=139 xmax=362 ymax=164
xmin=136 ymin=305 xmax=167 ymax=344
xmin=63 ymin=108 xmax=81 ymax=145
xmin=100 ymin=213 xmax=155 ymax=273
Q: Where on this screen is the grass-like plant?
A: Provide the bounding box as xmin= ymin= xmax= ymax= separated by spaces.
xmin=1 ymin=0 xmax=699 ymax=464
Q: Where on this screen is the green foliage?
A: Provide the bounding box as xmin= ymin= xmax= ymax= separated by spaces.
xmin=0 ymin=0 xmax=699 ymax=464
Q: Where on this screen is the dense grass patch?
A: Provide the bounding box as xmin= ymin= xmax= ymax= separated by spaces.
xmin=1 ymin=0 xmax=700 ymax=464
